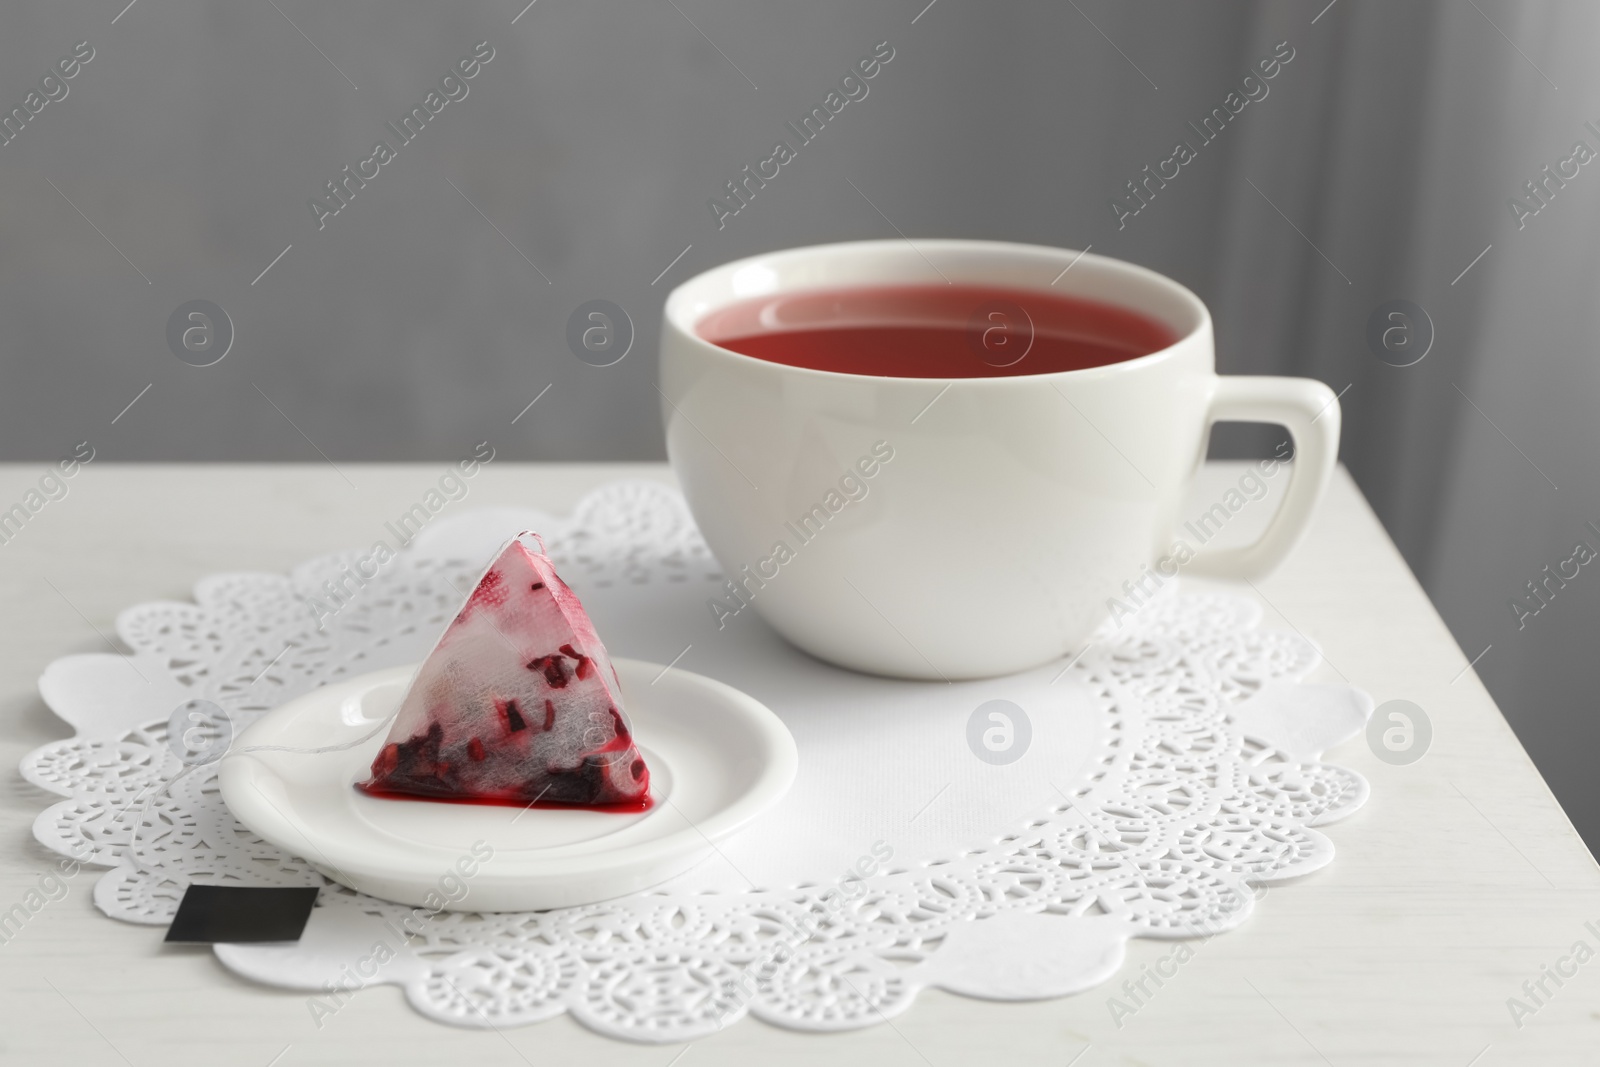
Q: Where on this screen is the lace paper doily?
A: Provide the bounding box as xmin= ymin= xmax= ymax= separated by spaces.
xmin=23 ymin=482 xmax=1372 ymax=1042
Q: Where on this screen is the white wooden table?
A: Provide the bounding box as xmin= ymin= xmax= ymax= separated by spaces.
xmin=2 ymin=462 xmax=1596 ymax=1066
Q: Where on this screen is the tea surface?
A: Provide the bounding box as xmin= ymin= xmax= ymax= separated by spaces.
xmin=696 ymin=283 xmax=1179 ymax=377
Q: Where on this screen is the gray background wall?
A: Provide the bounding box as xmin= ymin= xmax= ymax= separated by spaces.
xmin=6 ymin=1 xmax=1600 ymax=853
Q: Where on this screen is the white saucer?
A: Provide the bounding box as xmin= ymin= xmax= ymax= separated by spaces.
xmin=218 ymin=659 xmax=797 ymax=912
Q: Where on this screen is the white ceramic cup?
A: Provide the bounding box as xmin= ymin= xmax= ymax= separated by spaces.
xmin=660 ymin=239 xmax=1339 ymax=680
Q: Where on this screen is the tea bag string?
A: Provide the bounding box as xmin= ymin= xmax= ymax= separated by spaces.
xmin=225 ymin=709 xmax=398 ymax=757
xmin=119 ymin=708 xmax=401 ymax=876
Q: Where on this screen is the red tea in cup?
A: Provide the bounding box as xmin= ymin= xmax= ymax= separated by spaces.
xmin=696 ymin=283 xmax=1178 ymax=378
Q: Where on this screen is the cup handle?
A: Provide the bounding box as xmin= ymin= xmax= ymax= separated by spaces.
xmin=1182 ymin=376 xmax=1341 ymax=581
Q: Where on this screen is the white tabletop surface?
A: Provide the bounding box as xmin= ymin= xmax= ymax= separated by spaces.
xmin=2 ymin=462 xmax=1596 ymax=1066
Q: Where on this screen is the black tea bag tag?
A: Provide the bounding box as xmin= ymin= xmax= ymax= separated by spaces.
xmin=164 ymin=885 xmax=321 ymax=944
